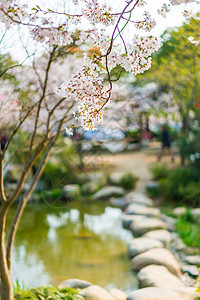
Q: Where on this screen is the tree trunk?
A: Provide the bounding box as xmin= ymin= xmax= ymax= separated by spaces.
xmin=0 ymin=206 xmax=14 ymax=300
xmin=1 ymin=283 xmax=14 ymax=300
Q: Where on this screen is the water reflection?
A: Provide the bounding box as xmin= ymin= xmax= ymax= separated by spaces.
xmin=9 ymin=201 xmax=137 ymax=292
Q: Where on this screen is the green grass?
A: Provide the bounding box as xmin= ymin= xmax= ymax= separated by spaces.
xmin=160 ymin=206 xmax=200 ymax=249
xmin=176 ymin=212 xmax=200 ymax=249
xmin=14 ymin=286 xmax=81 ymax=300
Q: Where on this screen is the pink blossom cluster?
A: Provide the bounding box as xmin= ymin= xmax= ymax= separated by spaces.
xmin=81 ymin=0 xmax=115 ymax=26
xmin=31 ymin=27 xmax=73 ymax=45
xmin=107 ymin=35 xmax=160 ymax=75
xmin=56 ymin=66 xmax=110 ymax=131
xmin=134 ymin=11 xmax=156 ymax=32
xmin=0 ymin=0 xmax=28 ymax=29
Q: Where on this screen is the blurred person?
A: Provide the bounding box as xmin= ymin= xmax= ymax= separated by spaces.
xmin=158 ymin=125 xmax=174 ymax=162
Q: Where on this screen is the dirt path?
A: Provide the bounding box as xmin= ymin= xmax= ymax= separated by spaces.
xmin=84 ymin=144 xmax=178 ymax=193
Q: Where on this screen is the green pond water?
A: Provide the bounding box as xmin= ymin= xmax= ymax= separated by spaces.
xmin=9 ymin=201 xmax=138 ymax=293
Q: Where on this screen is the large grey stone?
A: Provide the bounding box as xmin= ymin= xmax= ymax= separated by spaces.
xmin=131 ymin=248 xmax=181 ymax=277
xmin=108 ymin=288 xmax=127 ymax=300
xmin=184 ymin=255 xmax=200 ymax=266
xmin=127 ymin=287 xmax=196 ymax=300
xmin=62 ymin=184 xmax=80 ymax=201
xmin=125 ymin=192 xmax=153 ymax=207
xmin=128 ymin=238 xmax=163 ymax=258
xmin=109 ymin=198 xmax=128 ymax=209
xmin=160 ymin=214 xmax=176 ymax=232
xmin=125 ymin=205 xmax=160 ymax=217
xmin=109 ymin=172 xmax=123 ymax=185
xmin=172 ymin=207 xmax=186 ymax=217
xmin=181 ymin=264 xmax=199 ymax=278
xmin=191 ymin=208 xmax=200 ymax=222
xmin=79 ymin=285 xmax=115 ymax=300
xmin=59 ymin=278 xmax=92 ymax=289
xmin=82 ymin=181 xmax=99 ymax=194
xmin=130 ymin=218 xmax=166 ymax=236
xmin=160 ymin=214 xmax=176 ymax=225
xmin=92 ymin=186 xmax=125 ymax=201
xmin=143 ymin=230 xmax=172 ymax=248
xmin=125 ymin=204 xmax=148 ymax=215
xmin=122 ymin=214 xmax=144 ymax=229
xmin=146 ymin=181 xmax=160 ymax=191
xmin=137 ymin=265 xmax=184 ymax=288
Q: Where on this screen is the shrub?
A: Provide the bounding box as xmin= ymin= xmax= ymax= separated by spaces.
xmin=150 ymin=163 xmax=170 ymax=180
xmin=178 ymin=182 xmax=200 ymax=207
xmin=119 ymin=173 xmax=138 ymax=190
xmin=159 ymin=167 xmax=200 ymax=206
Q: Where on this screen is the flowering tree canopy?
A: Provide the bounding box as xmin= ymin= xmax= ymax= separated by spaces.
xmin=0 ymin=0 xmax=199 ymax=132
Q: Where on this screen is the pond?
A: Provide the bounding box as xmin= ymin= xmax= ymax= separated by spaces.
xmin=9 ymin=201 xmax=138 ymax=293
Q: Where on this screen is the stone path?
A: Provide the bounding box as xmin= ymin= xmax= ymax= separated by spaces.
xmin=62 ymin=150 xmax=199 ymax=300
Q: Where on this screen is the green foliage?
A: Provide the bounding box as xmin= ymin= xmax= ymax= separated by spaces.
xmin=178 ymin=130 xmax=200 ymax=169
xmin=0 ymin=53 xmax=19 ymax=84
xmin=159 ymin=167 xmax=200 ymax=207
xmin=14 ymin=286 xmax=80 ymax=300
xmin=40 ymin=188 xmax=62 ymax=200
xmin=178 ymin=182 xmax=200 ymax=207
xmin=119 ymin=172 xmax=138 ymax=190
xmin=126 ymin=129 xmax=139 ymax=143
xmin=137 ymin=18 xmax=200 ymax=134
xmin=150 ymin=163 xmax=170 ymax=180
xmin=176 ymin=211 xmax=200 ymax=248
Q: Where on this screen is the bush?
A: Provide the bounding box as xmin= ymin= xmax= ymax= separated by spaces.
xmin=14 ymin=286 xmax=80 ymax=300
xmin=159 ymin=167 xmax=200 ymax=207
xmin=150 ymin=163 xmax=170 ymax=180
xmin=119 ymin=173 xmax=138 ymax=190
xmin=179 ymin=182 xmax=200 ymax=207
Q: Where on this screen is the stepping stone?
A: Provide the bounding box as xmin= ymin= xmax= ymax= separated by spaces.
xmin=125 ymin=203 xmax=147 ymax=215
xmin=143 ymin=230 xmax=172 ymax=248
xmin=131 ymin=248 xmax=181 ymax=277
xmin=172 ymin=207 xmax=186 ymax=217
xmin=122 ymin=214 xmax=144 ymax=229
xmin=127 ymin=287 xmax=196 ymax=300
xmin=130 ymin=217 xmax=166 ymax=236
xmin=109 ymin=172 xmax=123 ymax=185
xmin=128 ymin=237 xmax=163 ymax=258
xmin=184 ymin=255 xmax=200 ymax=266
xmin=92 ymin=186 xmax=125 ymax=201
xmin=125 ymin=192 xmax=153 ymax=207
xmin=160 ymin=214 xmax=176 ymax=232
xmin=191 ymin=208 xmax=200 ymax=222
xmin=138 ymin=265 xmax=184 ymax=288
xmin=59 ymin=278 xmax=92 ymax=289
xmin=109 ymin=198 xmax=127 ymax=208
xmin=181 ymin=265 xmax=199 ymax=278
xmin=108 ymin=288 xmax=127 ymax=300
xmin=160 ymin=214 xmax=176 ymax=225
xmin=62 ymin=184 xmax=80 ymax=201
xmin=79 ymin=285 xmax=115 ymax=300
xmin=125 ymin=205 xmax=160 ymax=217
xmin=146 ymin=181 xmax=160 ymax=189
